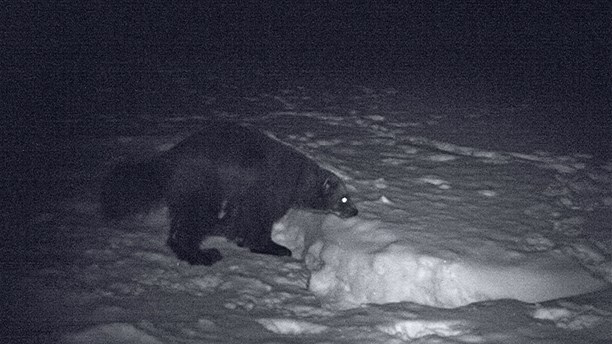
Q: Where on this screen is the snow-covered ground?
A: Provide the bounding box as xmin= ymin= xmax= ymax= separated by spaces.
xmin=8 ymin=70 xmax=612 ymax=343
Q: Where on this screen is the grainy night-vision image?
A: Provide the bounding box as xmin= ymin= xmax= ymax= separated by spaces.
xmin=5 ymin=2 xmax=611 ymax=343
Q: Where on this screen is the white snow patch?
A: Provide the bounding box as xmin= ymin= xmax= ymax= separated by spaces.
xmin=64 ymin=323 xmax=163 ymax=344
xmin=378 ymin=195 xmax=393 ymax=204
xmin=533 ymin=307 xmax=573 ymax=320
xmin=256 ymin=318 xmax=328 ymax=335
xmin=190 ymin=275 xmax=224 ymax=290
xmin=428 ymin=154 xmax=458 ymax=162
xmin=372 ymin=178 xmax=388 ymax=189
xmin=533 ymin=306 xmax=606 ymax=330
xmin=477 ymin=190 xmax=497 ymax=197
xmin=365 ymin=114 xmax=385 ymax=121
xmin=406 ymin=136 xmax=505 ymax=160
xmin=418 ymin=176 xmax=447 ymax=186
xmin=377 ymin=319 xmax=465 ymax=340
xmin=418 ymin=176 xmax=451 ymax=189
xmin=314 ymin=138 xmax=343 ymax=146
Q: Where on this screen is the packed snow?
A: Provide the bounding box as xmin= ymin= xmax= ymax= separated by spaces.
xmin=9 ymin=71 xmax=612 ymax=343
xmin=277 ymin=211 xmax=606 ymax=309
xmin=271 ymin=129 xmax=609 ymax=309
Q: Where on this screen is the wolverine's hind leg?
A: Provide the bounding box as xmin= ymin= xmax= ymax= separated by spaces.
xmin=167 ymin=191 xmax=223 ymax=266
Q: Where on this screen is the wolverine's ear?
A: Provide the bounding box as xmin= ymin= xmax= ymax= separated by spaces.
xmin=323 ymin=176 xmax=337 ymax=195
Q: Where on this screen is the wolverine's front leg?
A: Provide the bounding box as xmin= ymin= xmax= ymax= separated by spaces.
xmin=235 ymin=201 xmax=292 ymax=257
xmin=244 ymin=219 xmax=292 ymax=257
xmin=167 ymin=224 xmax=222 ymax=266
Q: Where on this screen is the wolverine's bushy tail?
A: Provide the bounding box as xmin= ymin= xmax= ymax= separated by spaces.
xmin=100 ymin=160 xmax=169 ymax=219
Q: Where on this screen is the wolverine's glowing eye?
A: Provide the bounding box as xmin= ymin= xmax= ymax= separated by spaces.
xmin=341 ymin=197 xmax=348 ymax=203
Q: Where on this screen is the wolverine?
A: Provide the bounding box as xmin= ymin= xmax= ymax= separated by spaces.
xmin=101 ymin=121 xmax=358 ymax=265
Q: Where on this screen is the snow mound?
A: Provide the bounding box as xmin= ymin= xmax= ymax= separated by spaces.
xmin=274 ymin=211 xmax=608 ymax=309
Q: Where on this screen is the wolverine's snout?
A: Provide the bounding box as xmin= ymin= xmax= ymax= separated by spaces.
xmin=336 ymin=202 xmax=358 ymax=218
xmin=340 ymin=206 xmax=358 ymax=218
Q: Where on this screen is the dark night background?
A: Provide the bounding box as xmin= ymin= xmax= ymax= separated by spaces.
xmin=3 ymin=1 xmax=611 ymax=222
xmin=8 ymin=2 xmax=610 ymax=142
xmin=1 ymin=2 xmax=611 ymax=341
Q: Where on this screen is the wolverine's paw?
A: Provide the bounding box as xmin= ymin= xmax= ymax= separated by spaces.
xmin=250 ymin=242 xmax=292 ymax=257
xmin=275 ymin=246 xmax=292 ymax=257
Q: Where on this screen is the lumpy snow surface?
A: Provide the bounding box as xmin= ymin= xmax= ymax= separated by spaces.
xmin=267 ymin=111 xmax=609 ymax=309
xmin=13 ymin=72 xmax=611 ymax=343
xmin=277 ymin=212 xmax=606 ymax=309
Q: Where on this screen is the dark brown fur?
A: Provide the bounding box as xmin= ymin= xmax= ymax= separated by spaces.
xmin=102 ymin=122 xmax=358 ymax=265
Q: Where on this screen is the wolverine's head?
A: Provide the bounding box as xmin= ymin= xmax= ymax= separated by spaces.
xmin=318 ymin=174 xmax=358 ymax=218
